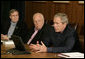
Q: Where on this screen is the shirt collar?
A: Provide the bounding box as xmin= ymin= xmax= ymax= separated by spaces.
xmin=11 ymin=21 xmax=17 ymax=26
xmin=34 ymin=28 xmax=39 ymax=31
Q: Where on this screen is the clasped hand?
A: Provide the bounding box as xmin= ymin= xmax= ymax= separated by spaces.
xmin=1 ymin=34 xmax=9 ymax=40
xmin=29 ymin=41 xmax=47 ymax=53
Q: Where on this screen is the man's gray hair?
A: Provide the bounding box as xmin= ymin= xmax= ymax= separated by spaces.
xmin=54 ymin=13 xmax=68 ymax=24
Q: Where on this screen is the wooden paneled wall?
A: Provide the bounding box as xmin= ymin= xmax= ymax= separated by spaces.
xmin=25 ymin=1 xmax=84 ymax=35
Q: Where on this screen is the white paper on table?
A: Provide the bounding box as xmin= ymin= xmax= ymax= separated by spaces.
xmin=2 ymin=40 xmax=14 ymax=45
xmin=58 ymin=52 xmax=84 ymax=58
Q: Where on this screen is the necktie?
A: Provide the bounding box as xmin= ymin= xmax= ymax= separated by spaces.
xmin=27 ymin=29 xmax=38 ymax=45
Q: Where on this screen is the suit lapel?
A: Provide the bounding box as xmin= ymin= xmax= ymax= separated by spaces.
xmin=6 ymin=21 xmax=11 ymax=34
xmin=31 ymin=24 xmax=45 ymax=44
xmin=12 ymin=22 xmax=19 ymax=35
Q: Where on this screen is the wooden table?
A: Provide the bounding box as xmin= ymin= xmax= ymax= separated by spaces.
xmin=1 ymin=44 xmax=61 ymax=58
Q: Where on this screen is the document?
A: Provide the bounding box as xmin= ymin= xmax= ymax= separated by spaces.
xmin=2 ymin=40 xmax=15 ymax=48
xmin=58 ymin=52 xmax=84 ymax=58
xmin=3 ymin=40 xmax=14 ymax=45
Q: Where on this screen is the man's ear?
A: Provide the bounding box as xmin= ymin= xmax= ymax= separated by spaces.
xmin=63 ymin=23 xmax=67 ymax=27
xmin=9 ymin=16 xmax=11 ymax=19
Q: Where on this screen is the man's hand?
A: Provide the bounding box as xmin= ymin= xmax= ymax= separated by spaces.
xmin=1 ymin=34 xmax=4 ymax=39
xmin=29 ymin=41 xmax=47 ymax=53
xmin=1 ymin=34 xmax=9 ymax=40
xmin=29 ymin=41 xmax=41 ymax=52
xmin=36 ymin=41 xmax=47 ymax=53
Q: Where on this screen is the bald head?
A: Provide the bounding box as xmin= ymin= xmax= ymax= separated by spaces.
xmin=33 ymin=13 xmax=45 ymax=30
xmin=33 ymin=13 xmax=44 ymax=20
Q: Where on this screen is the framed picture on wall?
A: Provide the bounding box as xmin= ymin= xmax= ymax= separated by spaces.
xmin=53 ymin=1 xmax=70 ymax=3
xmin=78 ymin=1 xmax=84 ymax=4
xmin=32 ymin=1 xmax=47 ymax=2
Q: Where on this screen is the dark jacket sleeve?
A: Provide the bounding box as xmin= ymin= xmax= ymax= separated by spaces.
xmin=47 ymin=30 xmax=75 ymax=53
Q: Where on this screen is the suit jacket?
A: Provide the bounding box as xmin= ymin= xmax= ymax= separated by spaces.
xmin=43 ymin=24 xmax=82 ymax=53
xmin=1 ymin=20 xmax=29 ymax=42
xmin=24 ymin=23 xmax=53 ymax=44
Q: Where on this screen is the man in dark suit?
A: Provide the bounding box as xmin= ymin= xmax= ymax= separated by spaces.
xmin=29 ymin=13 xmax=81 ymax=53
xmin=1 ymin=9 xmax=28 ymax=43
xmin=25 ymin=13 xmax=53 ymax=47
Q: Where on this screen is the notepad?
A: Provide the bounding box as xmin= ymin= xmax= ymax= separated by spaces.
xmin=1 ymin=40 xmax=15 ymax=48
xmin=58 ymin=52 xmax=84 ymax=58
xmin=3 ymin=40 xmax=14 ymax=45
